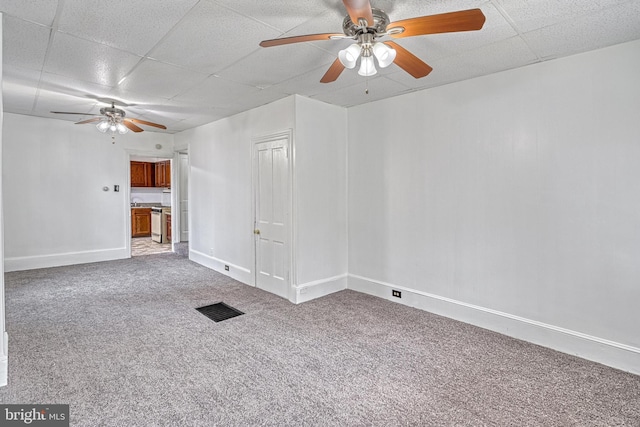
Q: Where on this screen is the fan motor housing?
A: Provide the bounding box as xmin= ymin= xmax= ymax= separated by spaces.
xmin=100 ymin=106 xmax=126 ymax=118
xmin=342 ymin=8 xmax=390 ymax=37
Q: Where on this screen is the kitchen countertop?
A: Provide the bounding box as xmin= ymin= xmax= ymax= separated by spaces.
xmin=130 ymin=203 xmax=168 ymax=208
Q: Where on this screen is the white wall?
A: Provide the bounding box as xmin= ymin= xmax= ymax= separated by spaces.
xmin=347 ymin=39 xmax=640 ymax=374
xmin=175 ymin=95 xmax=349 ymax=303
xmin=0 ymin=13 xmax=8 ymax=386
xmin=175 ymin=96 xmax=296 ymax=285
xmin=293 ymin=96 xmax=348 ymax=302
xmin=2 ymin=113 xmax=174 ymax=271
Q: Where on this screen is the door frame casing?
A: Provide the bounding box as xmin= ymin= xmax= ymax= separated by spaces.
xmin=125 ymin=149 xmax=175 ymax=257
xmin=171 ymin=150 xmax=190 ymax=245
xmin=251 ymin=129 xmax=296 ymax=302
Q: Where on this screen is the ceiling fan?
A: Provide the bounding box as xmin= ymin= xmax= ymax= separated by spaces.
xmin=259 ymin=0 xmax=486 ymax=83
xmin=51 ymin=102 xmax=167 ymax=134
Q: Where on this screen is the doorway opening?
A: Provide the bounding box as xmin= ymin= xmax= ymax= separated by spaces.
xmin=130 ymin=155 xmax=174 ymax=257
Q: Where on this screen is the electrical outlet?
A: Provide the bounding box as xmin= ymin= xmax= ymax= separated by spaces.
xmin=224 ymin=265 xmax=229 ymax=271
xmin=392 ymin=290 xmax=401 ymax=298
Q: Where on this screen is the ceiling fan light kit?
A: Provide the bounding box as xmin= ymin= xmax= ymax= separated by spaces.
xmin=259 ymin=0 xmax=486 ymax=84
xmin=358 ymin=55 xmax=377 ymax=77
xmin=338 ymin=43 xmax=362 ymax=69
xmin=338 ymin=32 xmax=397 ymax=75
xmin=372 ymin=42 xmax=396 ymax=68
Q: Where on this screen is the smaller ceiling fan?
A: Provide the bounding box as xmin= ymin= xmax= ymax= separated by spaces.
xmin=51 ymin=102 xmax=167 ymax=134
xmin=259 ymin=0 xmax=486 ymax=83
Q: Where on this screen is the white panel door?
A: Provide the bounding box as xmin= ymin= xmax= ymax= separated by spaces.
xmin=253 ymin=135 xmax=290 ymax=299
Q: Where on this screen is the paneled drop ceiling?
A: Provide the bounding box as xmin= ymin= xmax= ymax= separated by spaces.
xmin=2 ymin=0 xmax=640 ymax=133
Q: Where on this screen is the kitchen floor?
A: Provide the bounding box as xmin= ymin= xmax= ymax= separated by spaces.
xmin=131 ymin=237 xmax=172 ymax=256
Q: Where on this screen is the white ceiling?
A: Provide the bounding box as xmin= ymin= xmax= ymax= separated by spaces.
xmin=2 ymin=0 xmax=640 ymax=134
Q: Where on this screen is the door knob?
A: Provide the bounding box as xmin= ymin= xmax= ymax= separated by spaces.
xmin=254 ymin=229 xmax=261 ymax=235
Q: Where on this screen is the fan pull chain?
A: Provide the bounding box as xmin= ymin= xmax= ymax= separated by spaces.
xmin=365 ymin=78 xmax=369 ymax=95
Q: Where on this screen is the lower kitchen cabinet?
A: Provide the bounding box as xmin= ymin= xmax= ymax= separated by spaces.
xmin=132 ymin=208 xmax=152 ymax=237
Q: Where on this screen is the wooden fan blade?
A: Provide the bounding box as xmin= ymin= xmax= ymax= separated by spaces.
xmin=51 ymin=111 xmax=94 ymax=115
xmin=320 ymin=58 xmax=346 ymax=83
xmin=343 ymin=0 xmax=374 ymax=26
xmin=260 ymin=33 xmax=344 ymax=48
xmin=128 ymin=118 xmax=167 ymax=130
xmin=75 ymin=118 xmax=102 ymax=125
xmin=123 ymin=120 xmax=144 ymax=133
xmin=388 ymin=8 xmax=486 ymax=38
xmin=385 ymin=42 xmax=433 ymax=79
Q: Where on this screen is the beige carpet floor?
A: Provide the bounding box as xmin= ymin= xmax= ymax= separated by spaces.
xmin=1 ymin=254 xmax=639 ymax=426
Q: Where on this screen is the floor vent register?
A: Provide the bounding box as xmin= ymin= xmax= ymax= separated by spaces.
xmin=196 ymin=302 xmax=244 ymax=322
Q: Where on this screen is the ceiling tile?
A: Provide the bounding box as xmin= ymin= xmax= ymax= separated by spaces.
xmin=57 ymin=0 xmax=200 ymax=56
xmin=44 ymin=32 xmax=142 ymax=87
xmin=387 ymin=36 xmax=539 ymax=89
xmin=215 ymin=0 xmax=331 ymax=33
xmin=173 ymin=75 xmax=260 ymax=108
xmin=273 ymin=61 xmax=359 ymax=98
xmin=217 ymin=43 xmax=336 ymax=88
xmin=224 ymin=86 xmax=290 ymax=115
xmin=278 ymin=7 xmax=346 ymax=38
xmin=2 ymin=16 xmax=51 ymax=70
xmin=117 ymin=59 xmax=207 ymax=99
xmin=0 ymin=0 xmax=59 ymax=26
xmin=173 ymin=109 xmax=235 ymax=129
xmin=311 ymin=74 xmax=410 ymax=107
xmin=33 ymin=89 xmax=98 ymax=116
xmin=39 ymin=72 xmax=112 ymax=103
xmin=495 ymin=0 xmax=605 ymax=33
xmin=522 ymin=2 xmax=640 ymax=60
xmin=393 ymin=3 xmax=517 ymax=63
xmin=374 ymin=0 xmax=488 ymax=22
xmin=148 ymin=1 xmax=281 ymax=75
xmin=105 ymin=90 xmax=171 ymax=109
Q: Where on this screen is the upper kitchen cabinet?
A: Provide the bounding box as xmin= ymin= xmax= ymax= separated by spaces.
xmin=131 ymin=161 xmax=154 ymax=187
xmin=155 ymin=160 xmax=171 ymax=188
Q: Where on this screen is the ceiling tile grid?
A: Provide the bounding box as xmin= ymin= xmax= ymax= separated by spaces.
xmin=148 ymin=1 xmax=283 ymax=76
xmin=117 ymin=59 xmax=208 ymax=99
xmin=214 ymin=0 xmax=332 ymax=34
xmin=43 ymin=32 xmax=143 ymax=87
xmin=2 ymin=15 xmax=51 ymax=70
xmin=57 ymin=0 xmax=201 ymax=56
xmin=521 ymin=1 xmax=640 ymax=60
xmin=1 ymin=0 xmax=639 ymax=133
xmin=0 ymin=0 xmax=59 ymax=27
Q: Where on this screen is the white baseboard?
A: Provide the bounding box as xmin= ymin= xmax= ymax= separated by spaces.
xmin=4 ymin=248 xmax=129 ymax=272
xmin=189 ymin=249 xmax=252 ymax=285
xmin=348 ymin=274 xmax=640 ymax=376
xmin=293 ymin=274 xmax=347 ymax=304
xmin=0 ymin=332 xmax=8 ymax=387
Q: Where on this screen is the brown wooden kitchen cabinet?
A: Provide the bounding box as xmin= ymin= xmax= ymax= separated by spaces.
xmin=131 ymin=208 xmax=152 ymax=237
xmin=155 ymin=160 xmax=171 ymax=188
xmin=130 ymin=161 xmax=154 ymax=187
